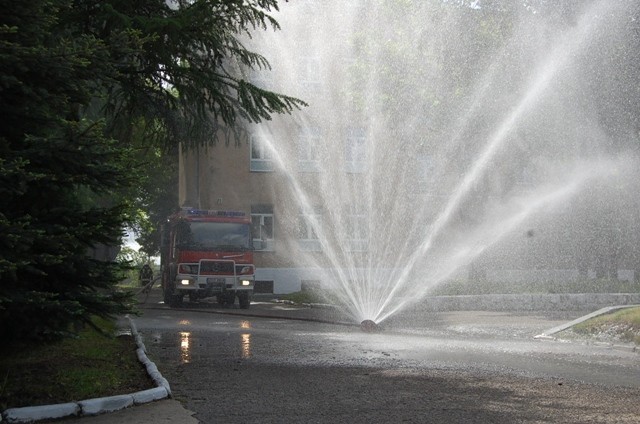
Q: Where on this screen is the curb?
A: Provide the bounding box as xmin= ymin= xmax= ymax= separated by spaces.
xmin=1 ymin=316 xmax=170 ymax=423
xmin=534 ymin=304 xmax=640 ymax=353
xmin=535 ymin=304 xmax=640 ymax=338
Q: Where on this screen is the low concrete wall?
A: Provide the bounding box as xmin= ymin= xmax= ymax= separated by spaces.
xmin=423 ymin=293 xmax=640 ymax=311
xmin=257 ymin=267 xmax=639 ymax=295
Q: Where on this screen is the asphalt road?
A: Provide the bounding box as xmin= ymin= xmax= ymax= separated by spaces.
xmin=134 ymin=292 xmax=640 ymax=423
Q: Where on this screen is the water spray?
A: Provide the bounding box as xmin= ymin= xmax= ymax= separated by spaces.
xmin=254 ymin=0 xmax=633 ymax=329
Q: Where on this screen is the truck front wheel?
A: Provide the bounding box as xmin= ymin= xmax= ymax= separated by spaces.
xmin=163 ymin=285 xmax=183 ymax=307
xmin=166 ymin=293 xmax=183 ymax=307
xmin=238 ymin=292 xmax=250 ymax=309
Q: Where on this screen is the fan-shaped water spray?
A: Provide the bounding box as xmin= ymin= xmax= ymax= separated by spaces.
xmin=246 ymin=0 xmax=640 ymax=326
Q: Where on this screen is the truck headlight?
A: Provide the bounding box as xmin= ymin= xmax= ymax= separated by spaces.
xmin=181 ymin=279 xmax=191 ymax=286
xmin=241 ymin=280 xmax=251 ymax=286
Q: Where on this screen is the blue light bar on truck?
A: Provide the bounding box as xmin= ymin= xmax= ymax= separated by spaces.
xmin=180 ymin=207 xmax=246 ymax=217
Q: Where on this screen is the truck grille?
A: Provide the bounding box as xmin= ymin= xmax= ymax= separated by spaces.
xmin=199 ymin=260 xmax=234 ymax=275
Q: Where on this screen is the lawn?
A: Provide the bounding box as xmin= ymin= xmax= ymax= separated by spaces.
xmin=0 ymin=317 xmax=153 ymax=411
xmin=570 ymin=306 xmax=640 ymax=345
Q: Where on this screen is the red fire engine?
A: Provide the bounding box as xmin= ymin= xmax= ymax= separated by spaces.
xmin=160 ymin=208 xmax=255 ymax=308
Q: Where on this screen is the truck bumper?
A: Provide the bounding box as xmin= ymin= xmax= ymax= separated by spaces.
xmin=173 ymin=275 xmax=254 ymax=294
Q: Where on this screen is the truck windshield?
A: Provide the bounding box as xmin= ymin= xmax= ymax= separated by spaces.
xmin=176 ymin=221 xmax=251 ymax=251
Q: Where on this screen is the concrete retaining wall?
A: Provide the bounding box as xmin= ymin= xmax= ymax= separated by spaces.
xmin=256 ymin=267 xmax=639 ymax=295
xmin=423 ymin=293 xmax=640 ymax=311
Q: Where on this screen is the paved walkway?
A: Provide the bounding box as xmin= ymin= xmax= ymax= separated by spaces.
xmin=2 ymin=289 xmax=637 ymax=423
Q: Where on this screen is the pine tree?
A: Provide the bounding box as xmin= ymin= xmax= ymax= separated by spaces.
xmin=1 ymin=0 xmax=303 ymax=342
xmin=0 ymin=0 xmax=136 ymax=342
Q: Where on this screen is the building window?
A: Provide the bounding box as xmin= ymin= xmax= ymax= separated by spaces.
xmin=345 ymin=127 xmax=367 ymax=173
xmin=251 ymin=204 xmax=274 ymax=251
xmin=298 ymin=127 xmax=321 ymax=172
xmin=516 ymin=163 xmax=535 ymax=189
xmin=300 ymin=0 xmax=321 ymax=15
xmin=297 ymin=207 xmax=322 ymax=251
xmin=346 ymin=209 xmax=368 ymax=252
xmin=254 ymin=280 xmax=274 ymax=294
xmin=250 ymin=134 xmax=274 ymax=172
xmin=300 ymin=56 xmax=322 ymax=93
xmin=415 ymin=154 xmax=435 ymax=193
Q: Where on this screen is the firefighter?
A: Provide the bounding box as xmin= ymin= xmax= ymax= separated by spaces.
xmin=139 ymin=263 xmax=154 ymax=287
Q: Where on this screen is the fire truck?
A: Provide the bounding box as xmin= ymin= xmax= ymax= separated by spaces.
xmin=160 ymin=208 xmax=255 ymax=308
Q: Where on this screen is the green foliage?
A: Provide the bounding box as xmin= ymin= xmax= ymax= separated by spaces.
xmin=0 ymin=0 xmax=137 ymax=343
xmin=571 ymin=307 xmax=640 ymax=345
xmin=116 ymin=246 xmax=158 ymax=286
xmin=76 ymin=0 xmax=306 ymax=255
xmin=117 ymin=246 xmax=152 ymax=269
xmin=128 ymin=143 xmax=179 ymax=256
xmin=68 ymin=0 xmax=306 ymax=149
xmin=0 ymin=0 xmax=303 ymax=343
xmin=0 ymin=317 xmax=152 ymax=409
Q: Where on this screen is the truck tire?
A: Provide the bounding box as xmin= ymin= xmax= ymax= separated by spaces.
xmin=163 ymin=284 xmax=182 ymax=307
xmin=238 ymin=292 xmax=250 ymax=309
xmin=166 ymin=293 xmax=183 ymax=307
xmin=163 ymin=267 xmax=182 ymax=307
xmin=162 ymin=285 xmax=174 ymax=304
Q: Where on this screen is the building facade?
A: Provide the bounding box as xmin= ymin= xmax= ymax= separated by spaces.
xmin=177 ymin=1 xmax=640 ymax=295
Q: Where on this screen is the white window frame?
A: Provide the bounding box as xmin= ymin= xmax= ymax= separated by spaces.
xmin=251 ymin=208 xmax=274 ymax=251
xmin=298 ymin=127 xmax=321 ymax=172
xmin=345 ymin=127 xmax=367 ymax=173
xmin=415 ymin=154 xmax=435 ymax=193
xmin=297 ymin=208 xmax=322 ymax=252
xmin=346 ymin=211 xmax=368 ymax=252
xmin=300 ymin=56 xmax=322 ymax=93
xmin=250 ymin=134 xmax=274 ymax=172
xmin=516 ymin=163 xmax=535 ymax=188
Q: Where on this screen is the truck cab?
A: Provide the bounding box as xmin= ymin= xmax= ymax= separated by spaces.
xmin=161 ymin=208 xmax=255 ymax=308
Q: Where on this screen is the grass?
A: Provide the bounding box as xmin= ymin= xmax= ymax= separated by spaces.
xmin=570 ymin=306 xmax=640 ymax=345
xmin=0 ymin=317 xmax=153 ymax=411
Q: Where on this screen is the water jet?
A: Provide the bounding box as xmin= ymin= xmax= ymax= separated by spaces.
xmin=245 ymin=1 xmax=640 ymax=327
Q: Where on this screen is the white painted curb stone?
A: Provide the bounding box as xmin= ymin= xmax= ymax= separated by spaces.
xmin=78 ymin=395 xmax=134 ymax=415
xmin=3 ymin=403 xmax=79 ymax=423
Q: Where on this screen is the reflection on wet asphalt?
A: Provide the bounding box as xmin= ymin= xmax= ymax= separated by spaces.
xmin=136 ymin=300 xmax=639 ymax=389
xmin=133 ymin=298 xmax=640 ymax=423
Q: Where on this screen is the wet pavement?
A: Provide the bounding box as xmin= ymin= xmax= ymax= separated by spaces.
xmin=136 ymin=298 xmax=638 ymax=386
xmin=16 ymin=288 xmax=637 ymax=423
xmin=125 ymin=289 xmax=640 ymax=423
